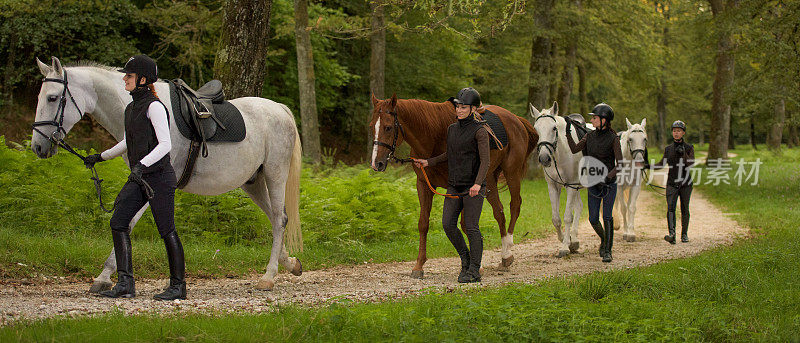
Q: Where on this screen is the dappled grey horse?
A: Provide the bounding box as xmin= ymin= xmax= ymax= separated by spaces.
xmin=31 ymin=57 xmax=303 ymax=292
xmin=530 ymin=102 xmax=585 ymax=257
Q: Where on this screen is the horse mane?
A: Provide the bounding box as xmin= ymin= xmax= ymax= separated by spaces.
xmin=64 ymin=61 xmax=119 ymax=72
xmin=395 ymin=99 xmax=455 ymax=136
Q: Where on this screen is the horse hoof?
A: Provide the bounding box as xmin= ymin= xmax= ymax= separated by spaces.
xmin=623 ymin=234 xmax=636 ymax=242
xmin=569 ymin=242 xmax=580 ymax=253
xmin=501 ymin=256 xmax=514 ymax=268
xmin=255 ymin=279 xmax=274 ymax=291
xmin=290 ymin=259 xmax=303 ymax=276
xmin=557 ymin=250 xmax=569 ymax=258
xmin=89 ymin=280 xmax=113 ymax=294
xmin=410 ymin=270 xmax=424 ymax=279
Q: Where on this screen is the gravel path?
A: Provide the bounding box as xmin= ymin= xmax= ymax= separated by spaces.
xmin=0 ymin=189 xmax=747 ymax=325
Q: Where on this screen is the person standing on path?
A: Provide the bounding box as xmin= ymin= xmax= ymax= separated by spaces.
xmin=566 ymin=103 xmax=623 ymax=262
xmin=83 ymin=55 xmax=187 ymax=300
xmin=648 ymin=120 xmax=695 ymax=244
xmin=413 ymin=87 xmax=490 ymax=283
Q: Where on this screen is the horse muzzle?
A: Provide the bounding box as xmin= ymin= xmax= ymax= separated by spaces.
xmin=31 ymin=139 xmax=56 ymax=159
xmin=538 ymin=153 xmax=552 ymax=167
xmin=372 ymin=159 xmax=388 ymax=172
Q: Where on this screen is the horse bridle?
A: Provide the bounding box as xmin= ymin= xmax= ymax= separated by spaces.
xmin=534 ymin=114 xmax=584 ymax=190
xmin=32 ymin=71 xmax=83 ymax=145
xmin=628 ymin=128 xmax=647 ymax=160
xmin=372 ymin=108 xmax=412 ymax=163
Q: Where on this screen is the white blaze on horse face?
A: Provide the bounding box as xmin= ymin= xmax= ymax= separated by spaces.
xmin=371 ymin=117 xmax=381 ymax=169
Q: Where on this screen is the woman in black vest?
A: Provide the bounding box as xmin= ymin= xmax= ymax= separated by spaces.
xmin=413 ymin=87 xmax=490 ymax=283
xmin=83 ymin=55 xmax=186 ymax=300
xmin=649 ymin=120 xmax=695 ymax=244
xmin=566 ymin=103 xmax=623 ymax=262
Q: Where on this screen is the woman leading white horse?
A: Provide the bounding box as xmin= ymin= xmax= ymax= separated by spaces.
xmin=31 ymin=57 xmax=302 ymax=292
xmin=613 ymin=118 xmax=648 ymax=242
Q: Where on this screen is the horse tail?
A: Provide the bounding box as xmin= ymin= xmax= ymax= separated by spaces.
xmin=284 ymin=111 xmax=304 ymax=253
xmin=518 ymin=115 xmax=538 ymax=177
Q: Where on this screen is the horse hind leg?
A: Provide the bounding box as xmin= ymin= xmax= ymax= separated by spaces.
xmin=89 ymin=203 xmax=149 ymax=293
xmin=501 ymin=171 xmax=524 ymax=268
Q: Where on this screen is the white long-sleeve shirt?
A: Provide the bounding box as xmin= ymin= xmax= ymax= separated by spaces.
xmin=101 ymin=102 xmax=171 ymax=166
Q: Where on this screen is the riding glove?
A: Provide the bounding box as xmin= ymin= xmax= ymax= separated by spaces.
xmin=84 ymin=153 xmax=104 ymax=168
xmin=566 ymin=120 xmax=572 ymax=133
xmin=129 ymin=162 xmax=145 ymax=183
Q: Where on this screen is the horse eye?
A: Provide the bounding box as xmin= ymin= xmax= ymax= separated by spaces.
xmin=552 ymin=127 xmax=557 ymax=131
xmin=47 ymin=95 xmax=58 ymax=102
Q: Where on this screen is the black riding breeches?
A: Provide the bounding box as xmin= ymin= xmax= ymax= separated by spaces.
xmin=442 ymin=186 xmax=485 ymax=267
xmin=666 ymin=184 xmax=692 ymax=230
xmin=110 ymin=167 xmax=177 ymax=238
xmin=588 ymin=181 xmax=617 ymax=225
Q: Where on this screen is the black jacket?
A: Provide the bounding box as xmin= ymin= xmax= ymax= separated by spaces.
xmin=653 ymin=140 xmax=695 ymax=187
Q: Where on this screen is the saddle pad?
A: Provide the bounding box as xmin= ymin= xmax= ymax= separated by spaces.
xmin=481 ymin=109 xmax=508 ymax=150
xmin=168 ymin=81 xmax=246 ymax=143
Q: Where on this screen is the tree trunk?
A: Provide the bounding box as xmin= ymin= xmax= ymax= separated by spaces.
xmin=789 ymin=112 xmax=799 ymax=148
xmin=557 ymin=43 xmax=576 ymax=115
xmin=2 ymin=32 xmax=17 ymax=105
xmin=526 ymin=0 xmax=555 ymax=112
xmin=768 ymin=98 xmax=785 ymax=151
xmin=750 ymin=116 xmax=758 ymax=150
xmin=729 ymin=120 xmax=736 ymax=150
xmin=656 ymin=1 xmax=669 ymax=147
xmin=214 ymin=0 xmax=273 ymax=99
xmin=369 ymin=0 xmax=386 ymax=100
xmin=549 ymin=40 xmax=559 ymax=108
xmin=294 ymin=0 xmax=321 ymax=163
xmin=707 ymin=0 xmax=736 ymax=161
xmin=577 ymin=61 xmax=588 ymax=115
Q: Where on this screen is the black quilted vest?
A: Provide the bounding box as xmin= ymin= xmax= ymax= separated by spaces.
xmin=584 ymin=128 xmax=618 ymax=181
xmin=446 ymin=114 xmax=484 ymax=188
xmin=125 ymin=88 xmax=170 ymax=173
xmin=665 ymin=140 xmax=694 ymax=186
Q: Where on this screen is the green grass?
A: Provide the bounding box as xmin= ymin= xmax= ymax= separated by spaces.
xmin=1 ymin=136 xmax=571 ymax=278
xmin=2 ymin=145 xmax=799 ymax=341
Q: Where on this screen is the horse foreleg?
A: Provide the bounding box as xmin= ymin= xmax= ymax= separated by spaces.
xmin=625 ymin=184 xmax=642 ymax=242
xmin=89 ymin=203 xmax=149 ymax=293
xmin=546 ymin=182 xmax=568 ymax=258
xmin=565 ymin=187 xmax=581 ymax=253
xmin=412 ymin=180 xmax=434 ymax=279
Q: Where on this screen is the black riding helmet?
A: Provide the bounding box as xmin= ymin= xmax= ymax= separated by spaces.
xmin=118 ymin=55 xmax=158 ymax=88
xmin=590 ymin=103 xmax=614 ymax=129
xmin=449 ymin=87 xmax=481 ymax=107
xmin=671 ymin=120 xmax=686 ymax=131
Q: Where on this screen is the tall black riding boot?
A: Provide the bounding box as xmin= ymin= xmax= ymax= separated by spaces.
xmin=602 ymin=218 xmax=614 ymax=263
xmin=591 ymin=221 xmax=606 ymax=257
xmin=456 ymin=251 xmax=471 ymax=283
xmin=459 ymin=228 xmax=483 ymax=283
xmin=664 ymin=212 xmax=676 ymax=244
xmin=681 ymin=213 xmax=690 ymax=243
xmin=100 ymin=231 xmax=135 ymax=298
xmin=154 ymin=231 xmax=187 ymax=300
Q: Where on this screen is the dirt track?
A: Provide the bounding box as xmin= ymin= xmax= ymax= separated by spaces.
xmin=0 ymin=189 xmax=747 ymax=326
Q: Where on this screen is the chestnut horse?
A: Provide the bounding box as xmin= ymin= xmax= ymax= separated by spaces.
xmin=369 ymin=94 xmax=537 ymax=278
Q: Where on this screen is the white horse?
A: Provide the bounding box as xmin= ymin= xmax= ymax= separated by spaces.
xmin=613 ymin=118 xmax=648 ymax=242
xmin=530 ymin=102 xmax=584 ymax=258
xmin=31 ymin=57 xmax=302 ymax=292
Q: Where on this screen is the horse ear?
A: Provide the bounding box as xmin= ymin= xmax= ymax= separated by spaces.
xmin=641 ymin=118 xmax=647 ymax=128
xmin=51 ymin=56 xmax=64 ymax=77
xmin=390 ymin=93 xmax=397 ymax=109
xmin=371 ymin=92 xmax=379 ymax=107
xmin=550 ymin=101 xmax=559 ymax=116
xmin=626 ymin=118 xmax=632 ymax=130
xmin=37 ymin=57 xmax=52 ymax=76
xmin=529 ymin=103 xmax=541 ymax=119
